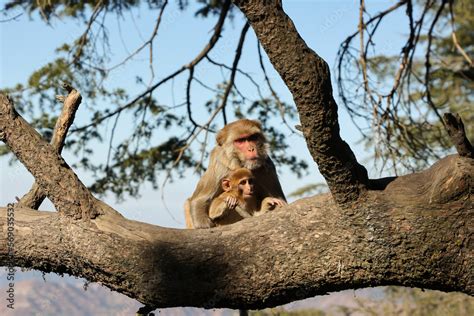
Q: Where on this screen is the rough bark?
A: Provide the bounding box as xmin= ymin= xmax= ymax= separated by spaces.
xmin=0 ymin=94 xmax=100 ymax=219
xmin=444 ymin=113 xmax=474 ymax=158
xmin=0 ymin=155 xmax=472 ymax=309
xmin=233 ymin=0 xmax=369 ymax=205
xmin=18 ymin=84 xmax=82 ymax=209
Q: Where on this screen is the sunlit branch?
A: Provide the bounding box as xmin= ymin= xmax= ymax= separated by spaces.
xmin=448 ymin=1 xmax=473 ymax=66
xmin=18 ymin=84 xmax=83 ymax=209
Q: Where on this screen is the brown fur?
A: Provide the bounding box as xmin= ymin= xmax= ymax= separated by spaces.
xmin=209 ymin=168 xmax=279 ymax=226
xmin=184 ymin=119 xmax=286 ymax=229
xmin=216 ymin=119 xmax=265 ymax=146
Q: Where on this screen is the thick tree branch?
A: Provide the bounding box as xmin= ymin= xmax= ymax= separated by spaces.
xmin=18 ymin=84 xmax=82 ymax=209
xmin=0 ymin=94 xmax=99 ymax=219
xmin=0 ymin=155 xmax=472 ymax=309
xmin=233 ymin=0 xmax=369 ymax=205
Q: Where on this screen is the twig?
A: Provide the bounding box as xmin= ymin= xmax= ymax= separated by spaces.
xmin=206 ymin=56 xmax=264 ymax=99
xmin=448 ymin=1 xmax=473 ymax=66
xmin=257 ymin=41 xmax=296 ymax=134
xmin=424 ymin=0 xmax=448 ymax=128
xmin=220 ymin=22 xmax=250 ymax=125
xmin=71 ymin=0 xmax=232 ymax=134
xmin=186 ymin=67 xmax=204 ymax=129
xmin=71 ymin=1 xmax=105 ymax=65
xmin=107 ymin=0 xmax=169 ymax=73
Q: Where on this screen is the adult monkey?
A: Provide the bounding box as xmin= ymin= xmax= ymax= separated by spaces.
xmin=184 ymin=119 xmax=286 ymax=229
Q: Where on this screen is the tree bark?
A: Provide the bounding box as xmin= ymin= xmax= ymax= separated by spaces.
xmin=0 ymin=94 xmax=100 ymax=219
xmin=18 ymin=84 xmax=82 ymax=209
xmin=444 ymin=113 xmax=474 ymax=158
xmin=0 ymin=155 xmax=472 ymax=309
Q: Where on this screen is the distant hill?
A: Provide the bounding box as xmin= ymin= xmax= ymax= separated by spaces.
xmin=0 ymin=278 xmax=373 ymax=315
xmin=1 ymin=277 xmax=472 ymax=315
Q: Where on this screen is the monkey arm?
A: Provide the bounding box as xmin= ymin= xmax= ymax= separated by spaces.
xmin=233 ymin=205 xmax=252 ymax=218
xmin=188 ymin=192 xmax=216 ymax=229
xmin=187 ymin=150 xmax=227 ymax=228
xmin=265 ymin=157 xmax=287 ymax=201
xmin=258 ymin=197 xmax=283 ymax=214
xmin=187 ymin=176 xmax=220 ymax=228
xmin=208 ymin=196 xmax=230 ymax=220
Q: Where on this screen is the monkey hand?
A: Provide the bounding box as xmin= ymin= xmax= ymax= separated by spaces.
xmin=261 ymin=197 xmax=286 ymax=212
xmin=224 ymin=196 xmax=239 ymax=209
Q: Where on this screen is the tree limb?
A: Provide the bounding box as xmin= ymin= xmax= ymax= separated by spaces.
xmin=0 ymin=154 xmax=472 ymax=308
xmin=17 ymin=84 xmax=82 ymax=209
xmin=0 ymin=94 xmax=100 ymax=219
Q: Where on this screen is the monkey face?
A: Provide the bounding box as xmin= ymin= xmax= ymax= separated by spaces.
xmin=238 ymin=177 xmax=255 ymax=199
xmin=233 ymin=133 xmax=260 ymax=161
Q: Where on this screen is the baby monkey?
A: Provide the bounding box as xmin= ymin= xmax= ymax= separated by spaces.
xmin=209 ymin=168 xmax=284 ymax=226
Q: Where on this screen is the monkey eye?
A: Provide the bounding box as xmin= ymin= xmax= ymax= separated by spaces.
xmin=235 ymin=134 xmax=259 ymax=143
xmin=247 ymin=134 xmax=259 ymax=142
xmin=239 ymin=178 xmax=254 ymax=185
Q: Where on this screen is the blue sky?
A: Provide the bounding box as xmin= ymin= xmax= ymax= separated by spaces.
xmin=1 ymin=1 xmax=408 ymax=228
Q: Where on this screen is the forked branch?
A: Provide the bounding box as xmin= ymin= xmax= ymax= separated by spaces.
xmin=0 ymin=94 xmax=99 ymax=219
xmin=18 ymin=84 xmax=82 ymax=209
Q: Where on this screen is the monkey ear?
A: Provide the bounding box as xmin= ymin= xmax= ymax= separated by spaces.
xmin=222 ymin=179 xmax=231 ymax=191
xmin=216 ymin=129 xmax=226 ymax=146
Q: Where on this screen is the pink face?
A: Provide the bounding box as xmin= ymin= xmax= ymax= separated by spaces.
xmin=233 ymin=133 xmax=259 ymax=160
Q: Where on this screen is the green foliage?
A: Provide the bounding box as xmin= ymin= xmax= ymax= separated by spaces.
xmin=195 ymin=0 xmax=229 ymax=17
xmin=3 ymin=0 xmax=227 ymax=20
xmin=89 ymin=137 xmax=193 ymax=199
xmin=4 ymin=0 xmax=143 ymax=20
